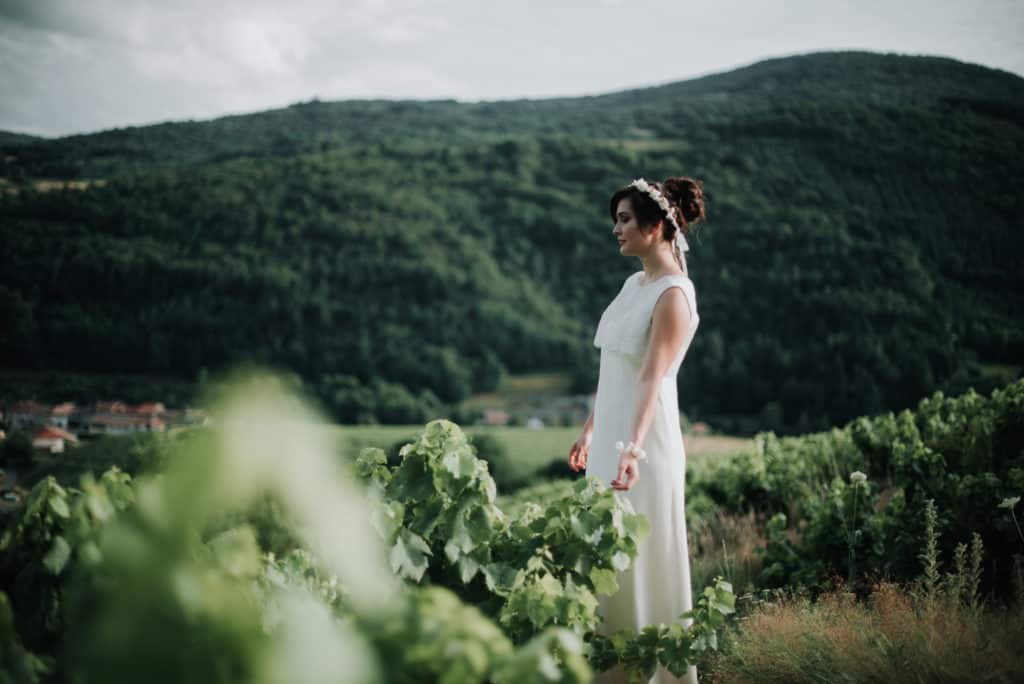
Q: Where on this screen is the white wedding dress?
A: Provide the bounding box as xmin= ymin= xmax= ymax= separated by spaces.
xmin=587 ymin=270 xmax=701 ymax=684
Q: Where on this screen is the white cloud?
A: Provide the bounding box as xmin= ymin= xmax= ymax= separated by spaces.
xmin=322 ymin=61 xmax=475 ymax=100
xmin=0 ymin=0 xmax=1021 ymax=137
xmin=0 ymin=0 xmax=466 ymax=135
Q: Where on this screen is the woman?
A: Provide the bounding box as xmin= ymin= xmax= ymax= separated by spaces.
xmin=568 ymin=176 xmax=705 ymax=684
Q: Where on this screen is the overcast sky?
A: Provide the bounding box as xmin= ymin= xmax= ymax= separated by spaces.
xmin=1 ymin=0 xmax=1022 ymax=138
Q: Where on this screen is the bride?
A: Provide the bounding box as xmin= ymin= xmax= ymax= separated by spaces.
xmin=568 ymin=176 xmax=706 ymax=684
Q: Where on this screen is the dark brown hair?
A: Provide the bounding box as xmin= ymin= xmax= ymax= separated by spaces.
xmin=608 ymin=176 xmax=706 ymax=244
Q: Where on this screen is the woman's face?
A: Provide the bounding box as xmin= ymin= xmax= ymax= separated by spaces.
xmin=613 ymin=198 xmax=659 ymax=257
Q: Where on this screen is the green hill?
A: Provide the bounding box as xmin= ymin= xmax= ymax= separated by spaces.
xmin=1 ymin=50 xmax=1021 ymax=433
xmin=0 ymin=131 xmax=40 ymax=147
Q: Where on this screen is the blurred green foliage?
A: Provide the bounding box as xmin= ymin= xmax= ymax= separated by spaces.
xmin=0 ymin=369 xmax=736 ymax=682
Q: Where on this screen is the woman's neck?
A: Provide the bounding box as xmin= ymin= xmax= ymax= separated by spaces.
xmin=639 ymin=248 xmax=681 ymax=279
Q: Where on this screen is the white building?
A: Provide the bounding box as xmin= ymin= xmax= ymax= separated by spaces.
xmin=32 ymin=425 xmax=80 ymax=454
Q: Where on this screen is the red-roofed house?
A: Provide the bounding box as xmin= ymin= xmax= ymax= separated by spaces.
xmin=132 ymin=402 xmax=167 ymax=415
xmin=32 ymin=425 xmax=80 ymax=454
xmin=8 ymin=401 xmax=54 ymax=429
xmin=483 ymin=409 xmax=510 ymax=426
xmin=84 ymin=413 xmax=166 ymax=435
xmin=49 ymin=402 xmax=76 ymax=428
xmin=94 ymin=401 xmax=128 ymax=414
xmin=5 ymin=400 xmax=80 ymax=431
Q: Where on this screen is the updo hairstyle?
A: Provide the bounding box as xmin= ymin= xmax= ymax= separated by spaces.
xmin=608 ymin=176 xmax=706 ymax=244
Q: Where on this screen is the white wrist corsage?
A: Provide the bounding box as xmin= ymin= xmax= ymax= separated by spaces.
xmin=615 ymin=440 xmax=648 ymax=461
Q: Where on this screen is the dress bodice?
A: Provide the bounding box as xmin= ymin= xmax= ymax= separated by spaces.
xmin=593 ymin=271 xmax=700 ymax=376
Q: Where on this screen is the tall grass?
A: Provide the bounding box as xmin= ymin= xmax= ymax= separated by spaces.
xmin=704 ymin=498 xmax=1024 ymax=683
xmin=707 ymin=579 xmax=1024 ymax=683
xmin=689 ymin=509 xmax=764 ymax=597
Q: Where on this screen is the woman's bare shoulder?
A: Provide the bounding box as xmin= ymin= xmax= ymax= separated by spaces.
xmin=652 ymin=279 xmax=696 ymax=320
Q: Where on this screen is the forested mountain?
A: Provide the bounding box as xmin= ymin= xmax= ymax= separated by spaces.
xmin=1 ymin=50 xmax=1022 ymax=433
xmin=0 ymin=131 xmax=39 ymax=146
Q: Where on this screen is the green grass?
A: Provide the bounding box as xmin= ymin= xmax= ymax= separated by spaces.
xmin=457 ymin=371 xmax=576 ymax=413
xmin=335 ymin=423 xmax=753 ymax=486
xmin=497 ymin=479 xmax=577 ymax=518
xmin=333 ymin=423 xmax=581 ymax=482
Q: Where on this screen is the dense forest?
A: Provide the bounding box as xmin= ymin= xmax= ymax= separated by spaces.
xmin=1 ymin=51 xmax=1022 ymax=433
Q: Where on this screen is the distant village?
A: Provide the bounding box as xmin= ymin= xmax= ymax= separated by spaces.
xmin=0 ymin=395 xmax=707 ymax=510
xmin=0 ymin=400 xmax=211 ymax=455
xmin=0 ymin=396 xmax=709 ymax=452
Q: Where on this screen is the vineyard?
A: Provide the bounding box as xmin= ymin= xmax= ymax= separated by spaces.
xmin=1 ymin=372 xmax=1022 ymax=682
xmin=0 ymin=370 xmax=733 ymax=683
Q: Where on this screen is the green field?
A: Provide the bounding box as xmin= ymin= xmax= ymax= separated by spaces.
xmin=455 ymin=371 xmax=576 ymax=414
xmin=334 ymin=423 xmax=752 ymax=484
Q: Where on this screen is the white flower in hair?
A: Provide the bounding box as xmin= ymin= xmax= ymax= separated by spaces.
xmin=629 ymin=178 xmax=689 ymax=252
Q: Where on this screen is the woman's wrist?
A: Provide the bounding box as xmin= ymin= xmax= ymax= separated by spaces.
xmin=615 ymin=440 xmax=647 ymax=461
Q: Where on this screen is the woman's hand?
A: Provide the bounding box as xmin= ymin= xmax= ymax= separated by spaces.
xmin=568 ymin=431 xmax=592 ymax=472
xmin=611 ymin=453 xmax=640 ymax=490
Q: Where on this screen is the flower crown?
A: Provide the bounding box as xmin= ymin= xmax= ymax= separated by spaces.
xmin=629 ymin=178 xmax=690 ymax=253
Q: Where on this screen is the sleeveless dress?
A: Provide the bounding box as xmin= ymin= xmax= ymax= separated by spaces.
xmin=587 ymin=270 xmax=701 ymax=684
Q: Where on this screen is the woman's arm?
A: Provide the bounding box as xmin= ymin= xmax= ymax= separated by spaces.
xmin=581 ymin=401 xmax=595 ymax=437
xmin=568 ymin=394 xmax=597 ymax=472
xmin=612 ymin=287 xmax=692 ymax=490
